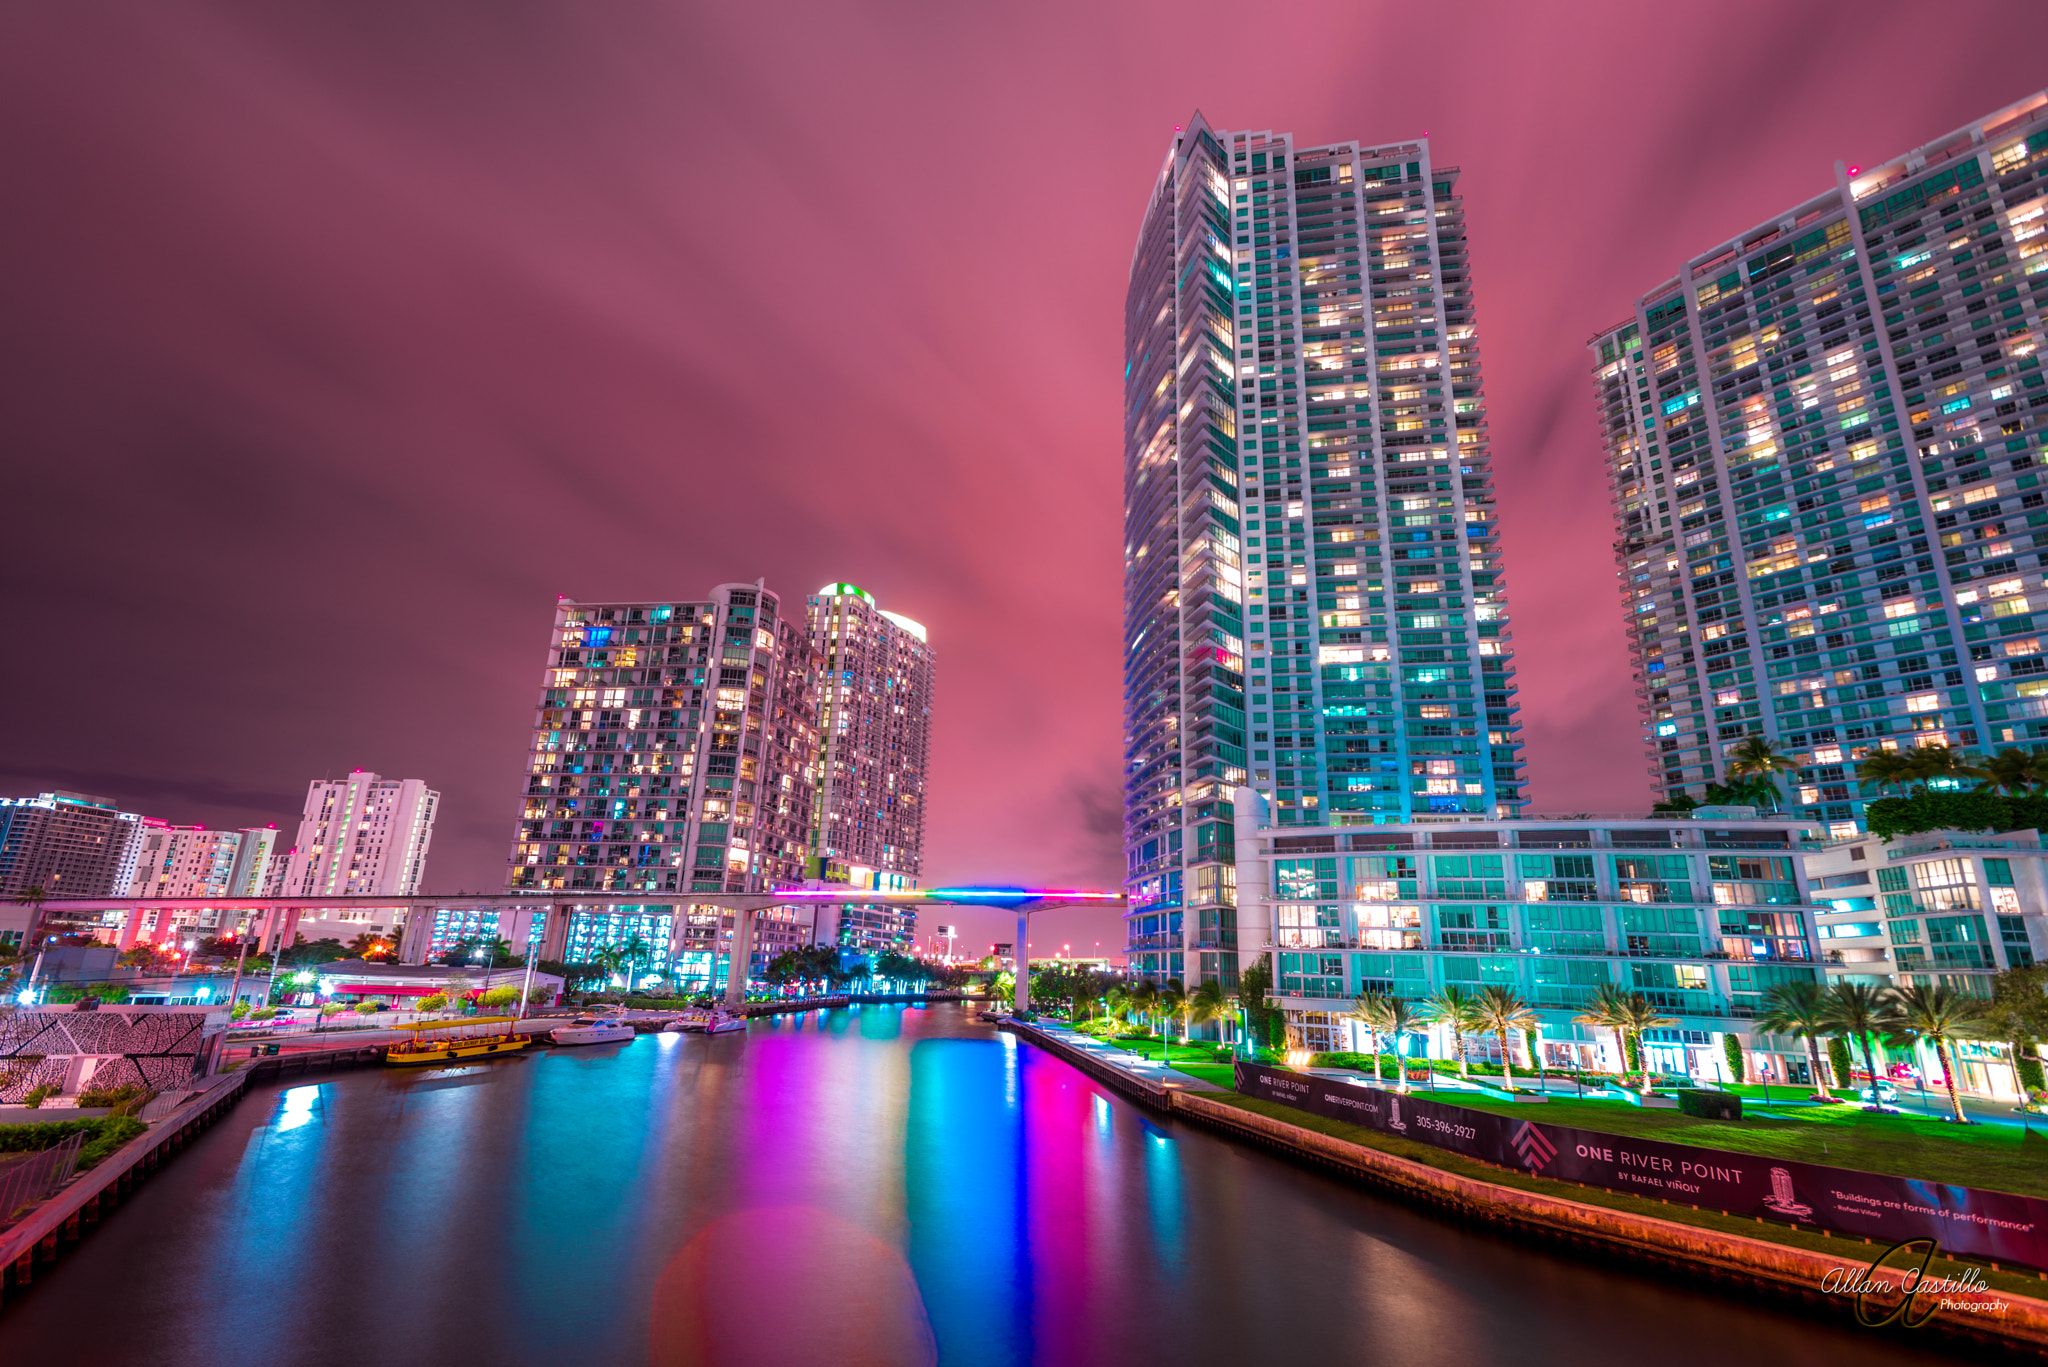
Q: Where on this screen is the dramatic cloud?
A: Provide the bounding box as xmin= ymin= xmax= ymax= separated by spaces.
xmin=2 ymin=2 xmax=2042 ymax=955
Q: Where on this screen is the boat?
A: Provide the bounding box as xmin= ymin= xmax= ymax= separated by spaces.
xmin=550 ymin=1013 xmax=637 ymax=1046
xmin=669 ymin=1006 xmax=749 ymax=1035
xmin=385 ymin=1016 xmax=532 ymax=1067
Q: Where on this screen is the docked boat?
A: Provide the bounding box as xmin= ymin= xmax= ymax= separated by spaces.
xmin=669 ymin=1006 xmax=749 ymax=1035
xmin=385 ymin=1016 xmax=532 ymax=1067
xmin=550 ymin=1014 xmax=637 ymax=1046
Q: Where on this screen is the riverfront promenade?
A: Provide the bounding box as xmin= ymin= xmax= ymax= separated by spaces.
xmin=0 ymin=1002 xmax=1968 ymax=1367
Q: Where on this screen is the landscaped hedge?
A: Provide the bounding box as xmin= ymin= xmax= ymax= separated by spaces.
xmin=0 ymin=1116 xmax=148 ymax=1169
xmin=1864 ymin=791 xmax=2048 ymax=838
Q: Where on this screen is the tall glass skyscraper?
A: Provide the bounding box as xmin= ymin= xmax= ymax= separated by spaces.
xmin=806 ymin=583 xmax=934 ymax=953
xmin=1123 ymin=113 xmax=1524 ymax=986
xmin=1590 ymin=91 xmax=2048 ymax=833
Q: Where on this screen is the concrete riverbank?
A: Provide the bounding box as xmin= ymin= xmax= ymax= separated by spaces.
xmin=1001 ymin=1017 xmax=2048 ymax=1357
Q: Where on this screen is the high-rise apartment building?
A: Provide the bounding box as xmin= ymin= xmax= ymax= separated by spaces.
xmin=280 ymin=771 xmax=439 ymax=943
xmin=124 ymin=822 xmax=277 ymax=900
xmin=0 ymin=791 xmax=145 ymax=946
xmin=1591 ymin=92 xmax=2048 ymax=831
xmin=1124 ymin=113 xmax=1523 ymax=986
xmin=109 ymin=821 xmax=278 ymax=948
xmin=807 ymin=583 xmax=935 ymax=953
xmin=506 ymin=583 xmax=820 ymax=989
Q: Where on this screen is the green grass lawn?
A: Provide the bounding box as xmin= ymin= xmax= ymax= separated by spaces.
xmin=1200 ymin=1091 xmax=2048 ymax=1298
xmin=1363 ymin=1087 xmax=2048 ymax=1198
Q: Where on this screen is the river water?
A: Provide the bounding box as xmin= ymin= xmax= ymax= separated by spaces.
xmin=0 ymin=1004 xmax=1970 ymax=1366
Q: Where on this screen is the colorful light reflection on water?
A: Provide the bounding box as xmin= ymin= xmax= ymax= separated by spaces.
xmin=0 ymin=1005 xmax=1965 ymax=1367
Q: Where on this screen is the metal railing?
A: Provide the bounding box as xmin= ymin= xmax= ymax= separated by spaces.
xmin=0 ymin=1134 xmax=84 ymax=1230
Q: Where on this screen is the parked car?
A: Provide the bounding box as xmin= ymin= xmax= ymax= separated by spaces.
xmin=1858 ymin=1082 xmax=1900 ymax=1104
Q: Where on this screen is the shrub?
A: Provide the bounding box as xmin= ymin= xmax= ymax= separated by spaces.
xmin=1828 ymin=1036 xmax=1854 ymax=1090
xmin=22 ymin=1085 xmax=57 ymax=1109
xmin=76 ymin=1084 xmax=143 ymax=1109
xmin=416 ymin=994 xmax=448 ymax=1012
xmin=1864 ymin=790 xmax=2048 ymax=839
xmin=318 ymin=1004 xmax=345 ymax=1017
xmin=1722 ymin=1032 xmax=1746 ymax=1083
xmin=230 ymin=1003 xmax=250 ymax=1021
xmin=352 ymin=1000 xmax=384 ymax=1014
xmin=1677 ymin=1089 xmax=1742 ymax=1120
xmin=479 ymin=986 xmax=521 ymax=1008
xmin=77 ymin=1117 xmax=147 ymax=1169
xmin=249 ymin=1007 xmax=278 ymax=1021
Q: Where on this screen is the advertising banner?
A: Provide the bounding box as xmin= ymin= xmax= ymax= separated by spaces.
xmin=1235 ymin=1062 xmax=2048 ymax=1271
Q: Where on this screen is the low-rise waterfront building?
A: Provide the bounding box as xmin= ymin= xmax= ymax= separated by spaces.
xmin=301 ymin=959 xmax=566 ymax=1008
xmin=1232 ymin=791 xmax=1834 ymax=1083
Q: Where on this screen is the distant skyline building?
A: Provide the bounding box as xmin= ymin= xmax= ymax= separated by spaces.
xmin=110 ymin=821 xmax=279 ymax=948
xmin=807 ymin=583 xmax=935 ymax=953
xmin=1123 ymin=112 xmax=1522 ymax=987
xmin=0 ymin=791 xmax=144 ymax=947
xmin=504 ymin=583 xmax=820 ymax=988
xmin=124 ymin=821 xmax=277 ymax=900
xmin=280 ymin=770 xmax=439 ymax=944
xmin=1590 ymin=91 xmax=2048 ymax=831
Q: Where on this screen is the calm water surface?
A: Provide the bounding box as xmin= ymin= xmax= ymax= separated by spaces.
xmin=0 ymin=1004 xmax=1970 ymax=1366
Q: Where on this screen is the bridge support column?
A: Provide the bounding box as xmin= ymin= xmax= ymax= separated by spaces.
xmin=723 ymin=907 xmax=756 ymax=1011
xmin=1014 ymin=910 xmax=1029 ymax=1015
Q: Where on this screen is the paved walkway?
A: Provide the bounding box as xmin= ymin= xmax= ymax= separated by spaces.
xmin=1016 ymin=1020 xmax=1229 ymax=1092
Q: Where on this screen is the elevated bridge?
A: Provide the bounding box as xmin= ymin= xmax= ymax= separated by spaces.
xmin=12 ymin=886 xmax=1124 ymax=1010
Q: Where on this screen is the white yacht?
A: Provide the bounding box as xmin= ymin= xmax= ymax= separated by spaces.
xmin=549 ymin=1013 xmax=637 ymax=1046
xmin=669 ymin=1006 xmax=748 ymax=1035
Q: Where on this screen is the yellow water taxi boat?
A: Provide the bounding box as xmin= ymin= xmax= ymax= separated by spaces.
xmin=384 ymin=1016 xmax=533 ymax=1067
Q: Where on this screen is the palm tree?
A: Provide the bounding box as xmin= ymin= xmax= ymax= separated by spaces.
xmin=618 ymin=933 xmax=653 ymax=993
xmin=1856 ymin=749 xmax=1915 ymax=796
xmin=1188 ymin=979 xmax=1231 ymax=1045
xmin=1157 ymin=978 xmax=1187 ymax=1060
xmin=1613 ymin=993 xmax=1679 ymax=1095
xmin=1822 ymin=982 xmax=1896 ymax=1110
xmin=1754 ymin=981 xmax=1837 ymax=1099
xmin=1103 ymin=984 xmax=1130 ymax=1028
xmin=591 ymin=945 xmax=626 ymax=992
xmin=346 ymin=932 xmax=393 ymax=960
xmin=1976 ymin=746 xmax=2048 ymax=796
xmin=1127 ymin=978 xmax=1159 ymax=1042
xmin=1574 ymin=983 xmax=1635 ymax=1080
xmin=1881 ymin=983 xmax=1993 ymax=1124
xmin=1899 ymin=743 xmax=1986 ymax=790
xmin=1346 ymin=992 xmax=1392 ymax=1082
xmin=16 ymin=885 xmax=48 ymax=953
xmin=1470 ymin=985 xmax=1540 ymax=1092
xmin=1359 ymin=994 xmax=1421 ymax=1091
xmin=1722 ymin=735 xmax=1797 ymax=809
xmin=1419 ymin=985 xmax=1481 ymax=1078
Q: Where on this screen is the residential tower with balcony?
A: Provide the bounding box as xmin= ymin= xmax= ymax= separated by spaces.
xmin=1590 ymin=91 xmax=2048 ymax=831
xmin=1124 ymin=113 xmax=1524 ymax=988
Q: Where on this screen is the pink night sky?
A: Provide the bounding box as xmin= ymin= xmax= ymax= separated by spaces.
xmin=3 ymin=2 xmax=2045 ymax=956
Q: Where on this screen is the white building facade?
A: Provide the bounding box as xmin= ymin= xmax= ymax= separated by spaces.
xmin=109 ymin=822 xmax=279 ymax=948
xmin=280 ymin=771 xmax=439 ymax=945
